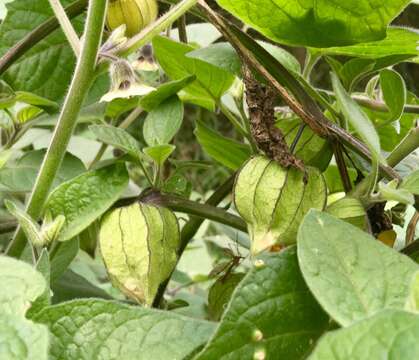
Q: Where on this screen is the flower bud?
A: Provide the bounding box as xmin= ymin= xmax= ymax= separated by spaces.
xmin=99 ymin=202 xmax=180 ymax=306
xmin=106 ymin=0 xmax=158 ymax=37
xmin=234 ymin=156 xmax=327 ymax=254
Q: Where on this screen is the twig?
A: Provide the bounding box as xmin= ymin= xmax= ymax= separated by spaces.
xmin=406 ymin=212 xmax=419 ymax=246
xmin=332 ymin=140 xmax=353 ymax=193
xmin=177 ymin=15 xmax=188 ymax=43
xmin=141 ymin=191 xmax=246 ymax=233
xmin=48 ymin=0 xmax=81 ymax=56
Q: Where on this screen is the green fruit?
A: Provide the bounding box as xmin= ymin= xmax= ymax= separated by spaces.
xmin=99 ymin=202 xmax=180 ymax=306
xmin=106 ymin=0 xmax=158 ymax=37
xmin=234 ymin=156 xmax=327 ymax=254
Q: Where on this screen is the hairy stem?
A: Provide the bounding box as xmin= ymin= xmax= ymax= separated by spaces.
xmin=7 ymin=0 xmax=108 ymax=258
xmin=48 ymin=0 xmax=81 ymax=55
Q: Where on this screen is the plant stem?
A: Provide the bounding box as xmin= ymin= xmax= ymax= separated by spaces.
xmin=322 ymin=90 xmax=419 ymax=115
xmin=0 ymin=0 xmax=87 ymax=76
xmin=48 ymin=0 xmax=81 ymax=56
xmin=302 ymin=51 xmax=321 ymax=80
xmin=142 ymin=191 xmax=246 ymax=233
xmin=219 ymin=102 xmax=248 ymax=138
xmin=7 ymin=0 xmax=108 ymax=258
xmin=177 ymin=15 xmax=188 ymax=43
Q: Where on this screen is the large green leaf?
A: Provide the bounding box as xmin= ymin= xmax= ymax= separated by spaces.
xmin=196 ymin=247 xmax=329 ymax=360
xmin=143 ymin=95 xmax=184 ymax=146
xmin=217 ymin=0 xmax=410 ymax=48
xmin=309 ymin=310 xmax=419 ymax=360
xmin=0 ymin=314 xmax=49 ymax=360
xmin=34 ymin=299 xmax=215 ymax=360
xmin=318 ymin=27 xmax=419 ymax=58
xmin=195 ymin=120 xmax=251 ymax=170
xmin=153 ymin=36 xmax=235 ymax=111
xmin=45 ymin=163 xmax=129 ymax=242
xmin=187 ymin=41 xmax=301 ymax=76
xmin=298 ymin=210 xmax=419 ymax=327
xmin=0 ymin=150 xmax=85 ymax=193
xmin=0 ymin=256 xmax=46 ymax=316
xmin=0 ymin=0 xmax=84 ymax=101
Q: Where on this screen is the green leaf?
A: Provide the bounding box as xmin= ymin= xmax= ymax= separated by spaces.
xmin=45 ymin=163 xmax=129 ymax=242
xmin=143 ymin=144 xmax=176 ymax=166
xmin=0 ymin=255 xmax=46 ymax=316
xmin=153 ymin=36 xmax=235 ymax=111
xmin=0 ymin=0 xmax=84 ymax=101
xmin=51 ymin=269 xmax=113 ymax=303
xmin=196 ymin=247 xmax=329 ymax=360
xmin=207 ymin=273 xmax=245 ymax=321
xmin=16 ymin=105 xmax=43 ymax=124
xmin=298 ymin=210 xmax=419 ymax=326
xmin=325 ymin=197 xmax=366 ymax=229
xmin=0 ymin=314 xmax=49 ymax=360
xmin=318 ymin=27 xmax=419 ymax=58
xmin=50 ymin=238 xmax=79 ymax=283
xmin=331 ymin=72 xmax=382 ymax=162
xmin=89 ymin=124 xmax=143 ymax=160
xmin=338 ymin=58 xmax=376 ymax=90
xmin=379 ymin=181 xmax=415 ymax=205
xmin=380 ymin=69 xmax=407 ymax=122
xmin=0 ymin=150 xmax=85 ymax=193
xmin=401 ymin=169 xmax=419 ymax=195
xmin=4 ymin=199 xmax=44 ymax=247
xmin=308 ymin=310 xmax=419 ymax=360
xmin=34 ymin=299 xmax=215 ymax=360
xmin=14 ymin=91 xmax=59 ymax=113
xmin=139 ymin=75 xmax=196 ymax=112
xmin=27 ymin=249 xmax=51 ymax=318
xmin=195 ymin=120 xmax=251 ymax=170
xmin=143 ymin=95 xmax=184 ymax=146
xmin=216 ymin=0 xmax=410 ymax=48
xmin=188 ymin=41 xmax=301 ymax=77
